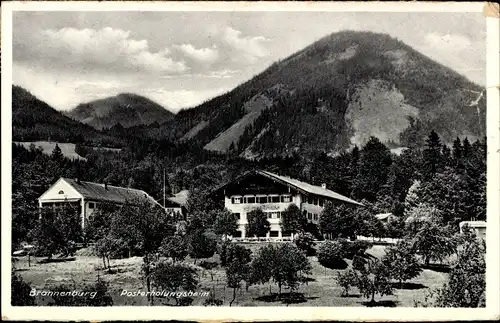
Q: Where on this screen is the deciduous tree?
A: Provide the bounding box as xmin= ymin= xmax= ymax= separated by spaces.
xmin=382 ymin=240 xmax=422 ymax=288
xmin=245 ymin=208 xmax=270 ymax=238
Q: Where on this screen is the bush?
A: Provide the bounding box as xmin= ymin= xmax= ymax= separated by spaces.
xmin=293 ymin=232 xmax=316 ymax=256
xmin=352 ymin=255 xmax=368 ymax=271
xmin=49 ymin=277 xmax=113 ymax=306
xmin=203 ymin=297 xmax=223 ymax=306
xmin=345 ymin=240 xmax=372 ymax=259
xmin=317 ymin=240 xmax=348 ymax=269
xmin=11 ymin=271 xmax=35 ymax=306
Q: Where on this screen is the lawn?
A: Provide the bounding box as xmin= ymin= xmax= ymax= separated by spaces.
xmin=14 ymin=243 xmax=448 ymax=307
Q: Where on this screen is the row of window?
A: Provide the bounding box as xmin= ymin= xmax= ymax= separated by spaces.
xmin=307 ymin=196 xmax=325 ymax=207
xmin=305 ymin=211 xmax=319 ymax=221
xmin=230 ymin=195 xmax=327 ymax=206
xmin=231 ymin=195 xmax=291 ymax=204
xmin=233 ymin=211 xmax=318 ymax=221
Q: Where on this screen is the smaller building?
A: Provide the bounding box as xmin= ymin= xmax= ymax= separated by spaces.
xmin=375 ymin=213 xmax=393 ymax=223
xmin=459 ymin=220 xmax=486 ymax=240
xmin=163 ymin=189 xmax=189 ymax=220
xmin=38 ymin=177 xmax=162 ymax=228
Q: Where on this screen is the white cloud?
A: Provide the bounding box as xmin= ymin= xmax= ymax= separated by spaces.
xmin=13 ymin=62 xmax=230 ymax=112
xmin=173 ymin=44 xmax=219 ymax=63
xmin=424 ymin=32 xmax=472 ymax=50
xmin=21 ymin=27 xmax=188 ymax=74
xmin=141 ymin=88 xmax=229 ymax=111
xmin=219 ymin=27 xmax=271 ymax=63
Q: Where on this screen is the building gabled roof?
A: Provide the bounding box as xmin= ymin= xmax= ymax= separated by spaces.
xmin=211 ymin=170 xmax=363 ymax=206
xmin=257 ymin=170 xmax=363 ymax=206
xmin=167 ymin=190 xmax=189 ymax=206
xmin=47 ymin=178 xmax=161 ymax=206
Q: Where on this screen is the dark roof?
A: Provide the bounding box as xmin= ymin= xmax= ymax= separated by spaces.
xmin=212 ymin=170 xmax=363 ymax=206
xmin=62 ymin=178 xmax=159 ymax=205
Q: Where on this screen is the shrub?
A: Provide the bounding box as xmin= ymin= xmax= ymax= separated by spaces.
xmin=345 ymin=240 xmax=372 ymax=259
xmin=317 ymin=240 xmax=348 ymax=269
xmin=11 ymin=271 xmax=35 ymax=306
xmin=188 ymin=229 xmax=217 ymax=263
xmin=203 ymin=297 xmax=223 ymax=306
xmin=293 ymin=232 xmax=316 ymax=256
xmin=352 ymin=255 xmax=368 ymax=271
xmin=49 ymin=277 xmax=113 ymax=306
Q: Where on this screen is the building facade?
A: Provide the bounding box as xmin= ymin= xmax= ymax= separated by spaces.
xmin=38 ymin=177 xmax=162 ymax=229
xmin=459 ymin=220 xmax=486 ymax=240
xmin=212 ymin=170 xmax=363 ymax=240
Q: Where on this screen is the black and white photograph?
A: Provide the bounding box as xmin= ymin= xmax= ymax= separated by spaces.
xmin=2 ymin=1 xmax=499 ymax=321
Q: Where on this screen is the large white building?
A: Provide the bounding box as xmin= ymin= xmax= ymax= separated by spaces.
xmin=212 ymin=170 xmax=363 ymax=240
xmin=38 ymin=177 xmax=162 ymax=228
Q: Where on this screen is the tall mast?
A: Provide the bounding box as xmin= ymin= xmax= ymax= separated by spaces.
xmin=163 ymin=168 xmax=166 ymax=208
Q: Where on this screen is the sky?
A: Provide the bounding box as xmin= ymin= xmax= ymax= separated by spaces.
xmin=12 ymin=11 xmax=485 ymax=112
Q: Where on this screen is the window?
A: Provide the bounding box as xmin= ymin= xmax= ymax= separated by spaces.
xmin=313 ymin=214 xmax=318 ymax=221
xmin=267 ymin=213 xmax=273 ymax=219
xmin=246 ymin=196 xmax=256 ymax=204
xmin=277 ymin=212 xmax=281 ymax=219
xmin=270 ymin=231 xmax=279 ymax=237
xmin=307 ymin=196 xmax=313 ymax=204
xmin=282 ymin=231 xmax=291 ymax=237
xmin=281 ymin=195 xmax=291 ymax=203
xmin=319 ymin=199 xmax=324 ymax=207
xmin=232 ymin=197 xmax=241 ymax=204
xmin=308 ymin=212 xmax=313 ymax=220
xmin=88 ymin=202 xmax=95 ymax=209
xmin=234 ymin=213 xmax=241 ymax=220
xmin=270 ymin=196 xmax=280 ymax=203
xmin=258 ymin=196 xmax=268 ymax=204
xmin=58 ymin=190 xmax=64 ymax=195
xmin=314 ymin=198 xmax=319 ymax=206
xmin=233 ymin=231 xmax=242 ymax=238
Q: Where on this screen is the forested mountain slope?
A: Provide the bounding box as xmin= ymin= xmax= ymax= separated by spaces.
xmin=12 ymin=85 xmax=122 ymax=147
xmin=161 ymin=31 xmax=484 ymax=158
xmin=67 ymin=93 xmax=174 ymax=130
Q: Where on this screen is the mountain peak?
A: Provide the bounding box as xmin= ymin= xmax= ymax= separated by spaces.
xmin=164 ymin=30 xmax=484 ymax=157
xmin=67 ymin=93 xmax=174 ymax=130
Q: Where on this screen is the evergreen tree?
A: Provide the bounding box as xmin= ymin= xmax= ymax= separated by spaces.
xmin=452 ymin=137 xmax=463 ymax=168
xmin=422 ymin=131 xmax=444 ymax=179
xmin=50 ymin=143 xmax=64 ymax=161
xmin=352 ymin=137 xmax=392 ymax=201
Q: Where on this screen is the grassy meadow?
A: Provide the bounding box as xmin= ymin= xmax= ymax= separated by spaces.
xmin=14 ymin=243 xmax=448 ymax=307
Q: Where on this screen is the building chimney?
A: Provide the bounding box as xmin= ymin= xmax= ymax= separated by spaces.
xmin=104 ymin=182 xmax=108 ymax=190
xmin=75 ymin=177 xmax=81 ymax=184
xmin=321 ymin=183 xmax=327 ymax=189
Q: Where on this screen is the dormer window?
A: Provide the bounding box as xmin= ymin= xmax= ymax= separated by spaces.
xmin=58 ymin=190 xmax=64 ymax=195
